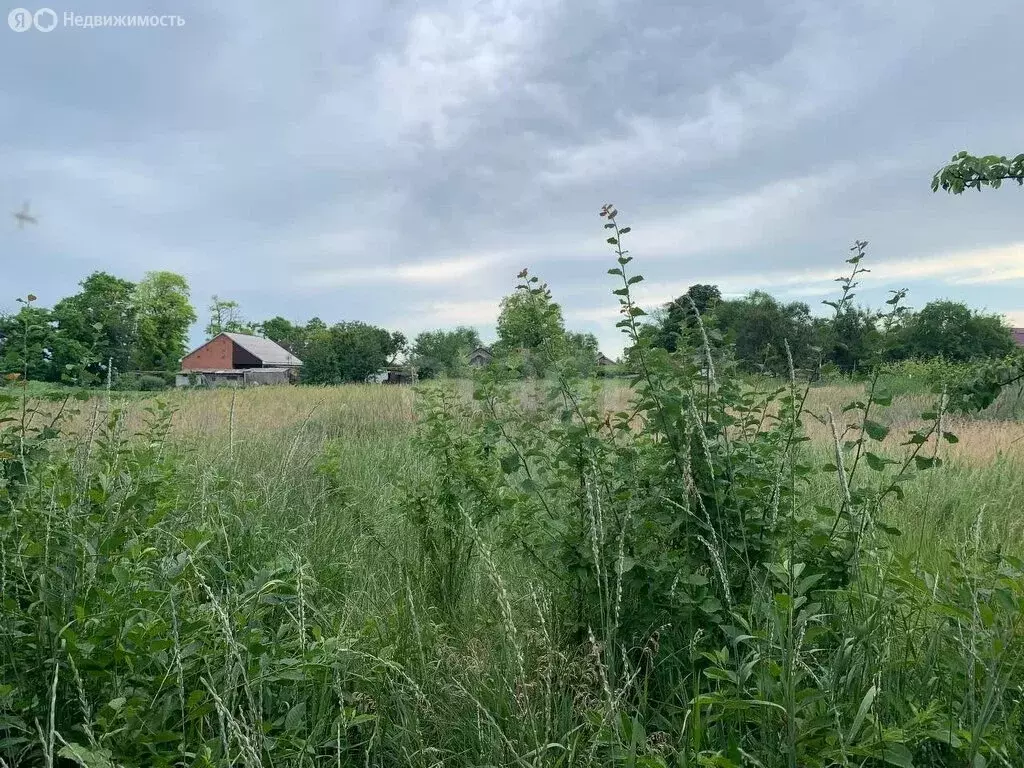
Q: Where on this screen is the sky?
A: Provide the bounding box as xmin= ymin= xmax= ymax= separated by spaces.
xmin=2 ymin=0 xmax=1023 ymax=359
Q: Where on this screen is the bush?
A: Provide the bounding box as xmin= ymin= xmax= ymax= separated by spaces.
xmin=138 ymin=373 xmax=170 ymax=391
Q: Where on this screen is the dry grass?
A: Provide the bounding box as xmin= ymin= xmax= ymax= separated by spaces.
xmin=43 ymin=384 xmax=418 ymax=441
xmin=802 ymin=383 xmax=1024 ymax=466
xmin=26 ymin=379 xmax=1024 ymax=467
xmin=594 ymin=379 xmax=1024 ymax=466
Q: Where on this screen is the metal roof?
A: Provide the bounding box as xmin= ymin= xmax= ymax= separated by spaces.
xmin=223 ymin=333 xmax=303 ymax=366
xmin=177 ymin=367 xmax=294 ymax=375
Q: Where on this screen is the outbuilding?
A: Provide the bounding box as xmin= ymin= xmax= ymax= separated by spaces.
xmin=177 ymin=332 xmax=302 ymax=387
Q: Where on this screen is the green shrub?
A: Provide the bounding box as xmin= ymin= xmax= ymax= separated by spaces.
xmin=138 ymin=373 xmax=169 ymax=391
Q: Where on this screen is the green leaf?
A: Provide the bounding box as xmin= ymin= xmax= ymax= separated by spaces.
xmin=847 ymin=684 xmax=877 ymax=742
xmin=57 ymin=744 xmax=116 ymax=768
xmin=942 ymin=431 xmax=959 ymax=444
xmin=865 ymin=452 xmax=887 ymax=471
xmin=284 ymin=701 xmax=307 ymax=730
xmin=864 ymin=420 xmax=889 ymax=441
xmin=607 ymin=237 xmax=618 ymax=245
xmin=882 ymin=743 xmax=914 ymax=768
xmin=914 ymin=455 xmax=941 ymax=470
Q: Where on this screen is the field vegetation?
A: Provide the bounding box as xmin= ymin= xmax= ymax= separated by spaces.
xmin=3 ymin=199 xmax=1024 ymax=767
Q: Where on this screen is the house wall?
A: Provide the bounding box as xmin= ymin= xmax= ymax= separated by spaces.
xmin=181 ymin=335 xmax=234 ymax=371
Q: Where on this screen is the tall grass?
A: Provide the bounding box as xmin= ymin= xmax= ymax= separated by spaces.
xmin=2 ymin=213 xmax=1023 ymax=766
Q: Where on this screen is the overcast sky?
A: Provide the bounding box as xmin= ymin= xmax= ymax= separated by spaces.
xmin=3 ymin=0 xmax=1023 ymax=357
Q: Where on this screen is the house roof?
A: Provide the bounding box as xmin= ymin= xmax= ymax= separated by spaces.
xmin=223 ymin=333 xmax=303 ymax=366
xmin=469 ymin=346 xmax=493 ymax=357
xmin=1012 ymin=328 xmax=1024 ymax=347
xmin=178 ymin=367 xmax=294 ymax=375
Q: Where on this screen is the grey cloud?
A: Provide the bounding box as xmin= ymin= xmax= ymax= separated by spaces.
xmin=2 ymin=0 xmax=1023 ymax=359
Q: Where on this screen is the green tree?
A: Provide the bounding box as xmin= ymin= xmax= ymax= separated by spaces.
xmin=888 ymin=300 xmax=1015 ymax=363
xmin=933 ymin=151 xmax=1024 ymax=194
xmin=302 ymin=322 xmax=406 ymax=384
xmin=52 ymin=272 xmax=138 ymax=377
xmin=713 ymin=291 xmax=817 ymax=374
xmin=410 ymin=327 xmax=481 ymax=379
xmin=818 ymin=305 xmax=883 ymax=373
xmin=258 ymin=316 xmax=309 ymax=358
xmin=564 ymin=331 xmax=600 ymax=375
xmin=205 ymin=295 xmax=254 ymax=339
xmin=494 ymin=273 xmax=567 ymax=376
xmin=654 ymin=283 xmax=722 ymax=352
xmin=133 ymin=271 xmax=197 ymax=371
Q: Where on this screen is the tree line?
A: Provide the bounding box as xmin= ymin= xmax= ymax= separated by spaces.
xmin=632 ymin=282 xmax=1017 ymax=376
xmin=2 ymin=258 xmax=1018 ymax=387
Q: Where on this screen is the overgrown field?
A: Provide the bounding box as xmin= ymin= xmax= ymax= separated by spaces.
xmin=3 ymin=368 xmax=1023 ymax=768
xmin=4 ymin=217 xmax=1024 ymax=766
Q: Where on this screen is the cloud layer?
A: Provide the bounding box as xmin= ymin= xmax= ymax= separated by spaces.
xmin=3 ymin=0 xmax=1024 ymax=356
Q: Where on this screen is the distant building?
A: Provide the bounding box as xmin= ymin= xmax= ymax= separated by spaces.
xmin=1013 ymin=327 xmax=1024 ymax=347
xmin=367 ymin=365 xmax=417 ymax=385
xmin=468 ymin=346 xmax=493 ymax=367
xmin=596 ymin=353 xmax=616 ymax=368
xmin=178 ymin=332 xmax=302 ymax=387
xmin=175 ymin=368 xmax=296 ymax=388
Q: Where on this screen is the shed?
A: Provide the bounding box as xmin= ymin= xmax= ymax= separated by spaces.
xmin=468 ymin=346 xmax=493 ymax=367
xmin=596 ymin=353 xmax=616 ymax=367
xmin=175 ymin=367 xmax=296 ymax=388
xmin=1013 ymin=327 xmax=1024 ymax=347
xmin=366 ymin=366 xmax=418 ymax=385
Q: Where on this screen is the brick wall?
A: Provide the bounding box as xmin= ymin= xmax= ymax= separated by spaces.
xmin=181 ymin=335 xmax=234 ymax=371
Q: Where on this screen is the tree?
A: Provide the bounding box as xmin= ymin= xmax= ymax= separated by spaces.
xmin=713 ymin=291 xmax=817 ymax=374
xmin=888 ymin=300 xmax=1015 ymax=363
xmin=564 ymin=331 xmax=600 ymax=375
xmin=52 ymin=272 xmax=138 ymax=376
xmin=411 ymin=327 xmax=481 ymax=379
xmin=301 ymin=322 xmax=406 ymax=384
xmin=133 ymin=271 xmax=197 ymax=371
xmin=818 ymin=305 xmax=883 ymax=374
xmin=654 ymin=284 xmax=722 ymax=352
xmin=258 ymin=316 xmax=309 ymax=358
xmin=205 ymin=296 xmax=254 ymax=339
xmin=932 ymin=151 xmax=1024 ymax=194
xmin=494 ymin=273 xmax=567 ymax=376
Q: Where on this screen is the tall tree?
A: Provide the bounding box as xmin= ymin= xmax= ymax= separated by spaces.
xmin=817 ymin=305 xmax=883 ymax=373
xmin=302 ymin=322 xmax=406 ymax=384
xmin=713 ymin=291 xmax=817 ymax=375
xmin=133 ymin=271 xmax=197 ymax=371
xmin=654 ymin=284 xmax=722 ymax=352
xmin=205 ymin=296 xmax=254 ymax=339
xmin=52 ymin=272 xmax=138 ymax=376
xmin=0 ymin=300 xmax=59 ymax=382
xmin=410 ymin=327 xmax=481 ymax=379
